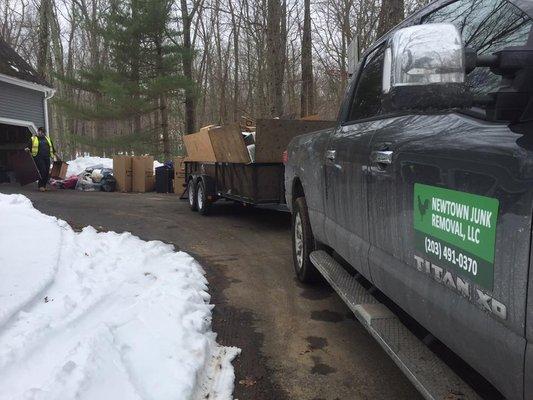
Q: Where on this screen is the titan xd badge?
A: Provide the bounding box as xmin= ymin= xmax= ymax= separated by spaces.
xmin=413 ymin=183 xmax=499 ymax=291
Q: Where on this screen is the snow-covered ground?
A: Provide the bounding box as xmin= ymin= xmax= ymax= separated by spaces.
xmin=0 ymin=194 xmax=239 ymax=400
xmin=67 ymin=156 xmax=164 ymax=176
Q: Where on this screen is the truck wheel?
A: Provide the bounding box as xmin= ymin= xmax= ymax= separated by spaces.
xmin=292 ymin=197 xmax=319 ymax=283
xmin=188 ymin=179 xmax=197 ymax=211
xmin=196 ymin=180 xmax=211 ymax=215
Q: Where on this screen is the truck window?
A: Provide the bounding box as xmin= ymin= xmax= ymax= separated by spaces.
xmin=347 ymin=46 xmax=386 ymax=122
xmin=422 ymin=0 xmax=532 ymax=99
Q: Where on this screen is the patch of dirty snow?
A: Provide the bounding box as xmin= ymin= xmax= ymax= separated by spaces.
xmin=0 ymin=193 xmax=239 ymax=400
xmin=66 ymin=156 xmax=113 ymax=176
xmin=67 ymin=156 xmax=164 ymax=176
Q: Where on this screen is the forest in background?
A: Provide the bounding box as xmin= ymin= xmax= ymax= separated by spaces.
xmin=0 ymin=0 xmax=428 ymax=160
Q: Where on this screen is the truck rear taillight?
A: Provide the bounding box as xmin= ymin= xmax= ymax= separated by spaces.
xmin=282 ymin=150 xmax=289 ymax=165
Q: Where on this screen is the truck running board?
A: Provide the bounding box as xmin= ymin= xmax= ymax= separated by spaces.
xmin=309 ymin=250 xmax=480 ymax=400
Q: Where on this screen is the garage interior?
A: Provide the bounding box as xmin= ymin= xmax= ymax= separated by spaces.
xmin=0 ymin=123 xmax=33 ymax=184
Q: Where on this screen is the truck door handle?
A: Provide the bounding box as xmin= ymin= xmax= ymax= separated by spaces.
xmin=326 ymin=150 xmax=336 ymax=161
xmin=370 ymin=150 xmax=393 ymax=165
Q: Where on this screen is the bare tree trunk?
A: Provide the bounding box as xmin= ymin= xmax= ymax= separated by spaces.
xmin=65 ymin=0 xmax=77 ymax=158
xmin=180 ymin=0 xmax=197 ymax=134
xmin=49 ymin=1 xmax=65 ymax=150
xmin=159 ymin=94 xmax=172 ymax=161
xmin=214 ymin=0 xmax=227 ymax=124
xmin=300 ymin=0 xmax=314 ymax=117
xmin=228 ymin=0 xmax=240 ymax=122
xmin=266 ymin=0 xmax=284 ymax=117
xmin=75 ymin=0 xmax=104 ymax=155
xmin=156 ymin=37 xmax=171 ymax=160
xmin=377 ymin=0 xmax=404 ymax=38
xmin=279 ymin=0 xmax=287 ymax=114
xmin=37 ymin=0 xmax=51 ymax=80
xmin=131 ymin=0 xmax=142 ymax=136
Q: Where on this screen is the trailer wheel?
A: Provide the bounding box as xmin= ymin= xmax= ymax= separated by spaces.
xmin=196 ymin=180 xmax=211 ymax=215
xmin=292 ymin=197 xmax=319 ymax=283
xmin=188 ymin=179 xmax=197 ymax=211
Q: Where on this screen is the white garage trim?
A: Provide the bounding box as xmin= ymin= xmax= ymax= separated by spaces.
xmin=0 ymin=117 xmax=37 ymax=134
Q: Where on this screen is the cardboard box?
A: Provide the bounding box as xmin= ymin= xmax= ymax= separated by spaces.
xmin=182 ymin=127 xmax=217 ymax=162
xmin=208 ymin=124 xmax=251 ymax=163
xmin=173 ymin=156 xmax=186 ymax=179
xmin=113 ymin=155 xmax=133 ymax=192
xmin=173 ymin=177 xmax=185 ymax=194
xmin=254 ymin=119 xmax=336 ymax=163
xmin=183 ymin=124 xmax=250 ymax=163
xmin=51 ymin=161 xmax=68 ymax=179
xmin=132 ymin=155 xmax=155 ymax=192
xmin=200 ymin=124 xmax=216 ymax=133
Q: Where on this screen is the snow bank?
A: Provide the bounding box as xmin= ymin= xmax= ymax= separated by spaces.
xmin=66 ymin=156 xmax=113 ymax=176
xmin=67 ymin=156 xmax=164 ymax=176
xmin=0 ymin=194 xmax=239 ymax=400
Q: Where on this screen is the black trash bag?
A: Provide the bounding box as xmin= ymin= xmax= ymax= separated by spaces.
xmin=100 ymin=169 xmax=116 ymax=192
xmin=75 ymin=177 xmax=102 ymax=191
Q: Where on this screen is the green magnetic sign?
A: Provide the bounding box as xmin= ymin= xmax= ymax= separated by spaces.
xmin=413 ymin=183 xmax=499 ymax=290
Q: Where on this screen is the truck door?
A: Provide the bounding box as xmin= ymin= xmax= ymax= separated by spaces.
xmin=323 ymin=45 xmax=386 ymax=280
xmin=527 ymin=250 xmax=533 ymax=400
xmin=366 ymin=1 xmax=532 ymax=398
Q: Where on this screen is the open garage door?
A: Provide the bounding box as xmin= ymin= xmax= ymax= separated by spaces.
xmin=0 ymin=119 xmax=39 ymax=185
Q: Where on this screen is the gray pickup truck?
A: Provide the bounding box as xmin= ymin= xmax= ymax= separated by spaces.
xmin=285 ymin=0 xmax=533 ymax=399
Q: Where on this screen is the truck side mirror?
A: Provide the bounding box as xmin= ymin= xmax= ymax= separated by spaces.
xmin=382 ymin=23 xmax=472 ymax=112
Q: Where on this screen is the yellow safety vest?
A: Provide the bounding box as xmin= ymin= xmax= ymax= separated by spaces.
xmin=31 ymin=135 xmax=54 ymax=157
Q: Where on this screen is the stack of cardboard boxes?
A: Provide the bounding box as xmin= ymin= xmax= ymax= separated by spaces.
xmin=173 ymin=156 xmax=185 ymax=194
xmin=113 ymin=155 xmax=132 ymax=192
xmin=132 ymin=156 xmax=155 ymax=192
xmin=113 ymin=155 xmax=155 ymax=193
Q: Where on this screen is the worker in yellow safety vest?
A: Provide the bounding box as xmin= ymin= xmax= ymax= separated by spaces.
xmin=25 ymin=127 xmax=57 ymax=191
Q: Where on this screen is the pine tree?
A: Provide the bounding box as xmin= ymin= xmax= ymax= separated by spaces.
xmin=54 ymin=0 xmax=190 ymax=160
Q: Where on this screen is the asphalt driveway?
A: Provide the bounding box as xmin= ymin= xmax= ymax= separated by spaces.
xmin=0 ymin=184 xmax=422 ymax=400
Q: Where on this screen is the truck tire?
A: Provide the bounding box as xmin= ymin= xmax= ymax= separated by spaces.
xmin=188 ymin=179 xmax=197 ymax=211
xmin=196 ymin=180 xmax=211 ymax=215
xmin=292 ymin=196 xmax=320 ymax=283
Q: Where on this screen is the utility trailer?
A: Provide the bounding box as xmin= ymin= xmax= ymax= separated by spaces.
xmin=183 ymin=119 xmax=335 ymax=214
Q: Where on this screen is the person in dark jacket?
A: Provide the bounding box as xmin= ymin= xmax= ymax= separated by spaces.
xmin=26 ymin=127 xmax=57 ymax=191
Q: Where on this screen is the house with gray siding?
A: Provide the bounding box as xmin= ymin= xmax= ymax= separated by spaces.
xmin=0 ymin=37 xmax=54 ymax=132
xmin=0 ymin=37 xmax=55 ymax=183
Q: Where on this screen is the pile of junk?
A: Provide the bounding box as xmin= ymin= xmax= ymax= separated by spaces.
xmin=50 ymin=164 xmax=117 ymax=192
